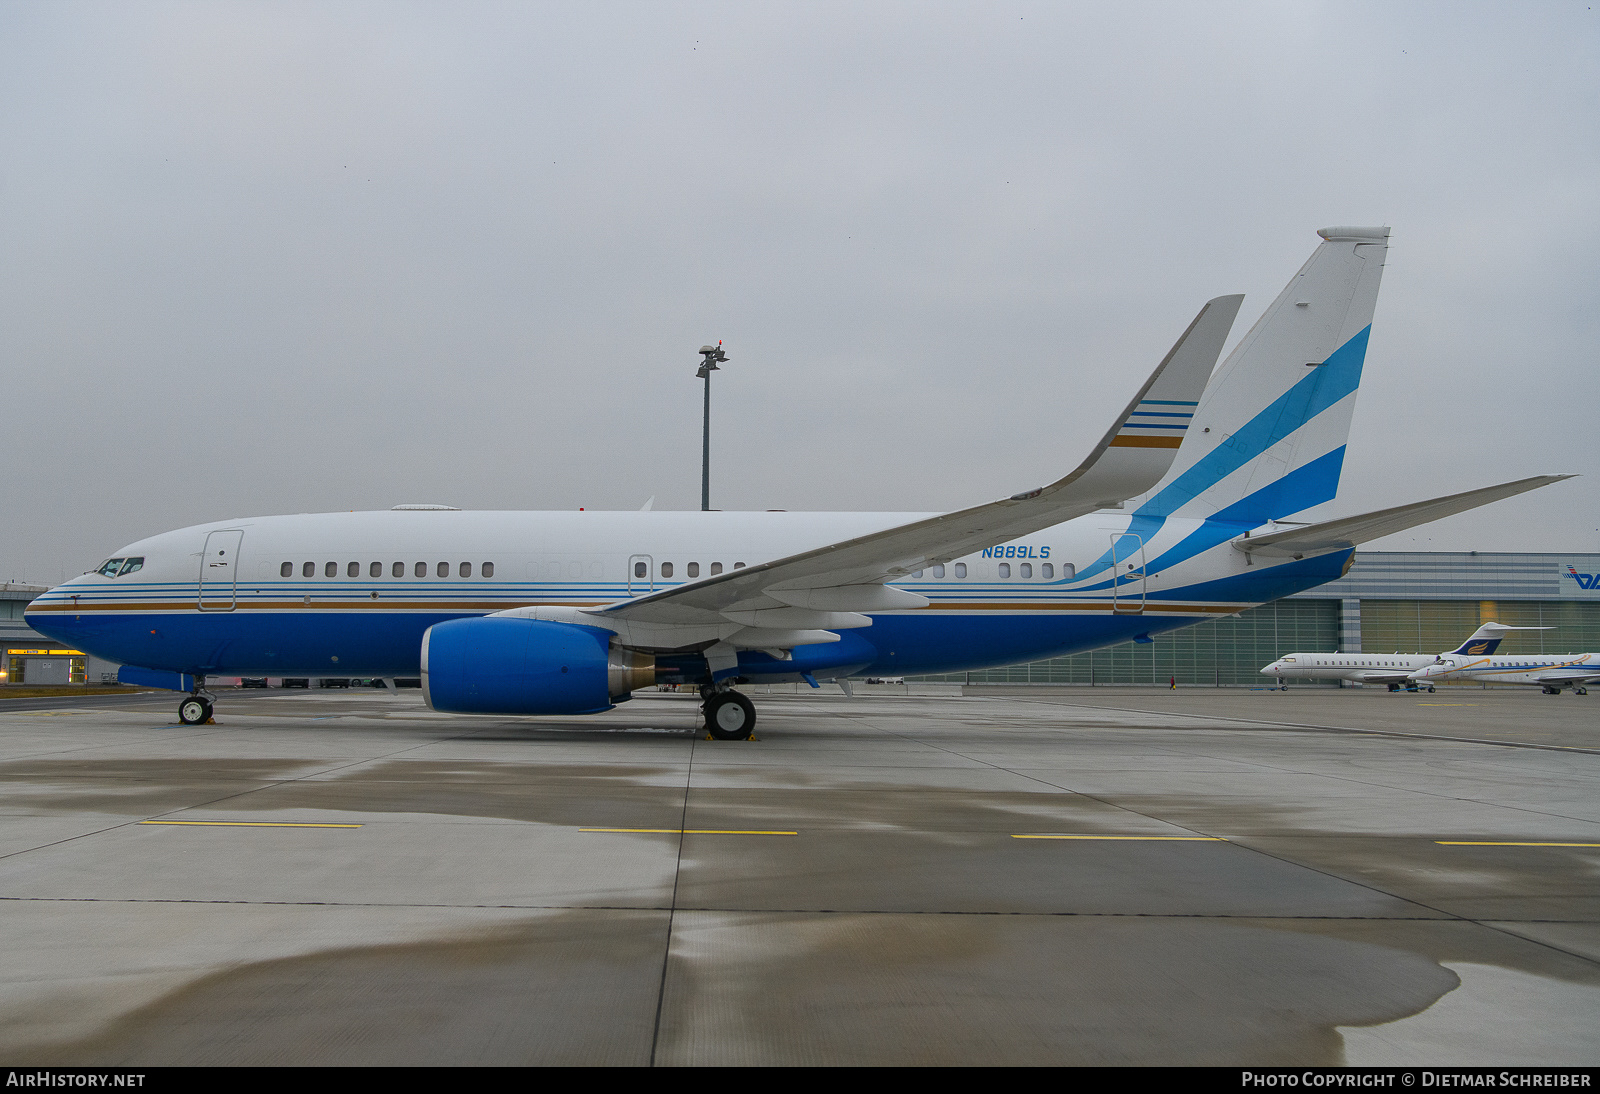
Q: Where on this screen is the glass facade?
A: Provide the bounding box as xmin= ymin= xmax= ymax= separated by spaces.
xmin=1360 ymin=600 xmax=1600 ymax=657
xmin=914 ymin=599 xmax=1340 ymax=686
xmin=909 ymin=549 xmax=1600 ymax=687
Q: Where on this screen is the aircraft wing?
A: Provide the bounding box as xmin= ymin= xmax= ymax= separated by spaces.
xmin=1353 ymin=671 xmax=1414 ymax=684
xmin=1234 ymin=475 xmax=1575 ymax=558
xmin=592 ymin=295 xmax=1242 ymax=628
xmin=1532 ymin=669 xmax=1600 ymax=686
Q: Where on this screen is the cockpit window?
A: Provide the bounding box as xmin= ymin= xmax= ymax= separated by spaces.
xmin=97 ymin=559 xmax=125 ymax=577
xmin=118 ymin=557 xmax=144 ymax=577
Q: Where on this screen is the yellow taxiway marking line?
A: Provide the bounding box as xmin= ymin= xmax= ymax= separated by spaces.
xmin=1436 ymin=840 xmax=1600 ymax=847
xmin=1012 ymin=834 xmax=1227 ymax=841
xmin=139 ymin=820 xmax=363 ymax=828
xmin=579 ymin=827 xmax=797 ymax=835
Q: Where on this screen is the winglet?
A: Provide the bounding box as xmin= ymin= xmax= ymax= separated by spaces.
xmin=1052 ymin=294 xmax=1243 ymax=506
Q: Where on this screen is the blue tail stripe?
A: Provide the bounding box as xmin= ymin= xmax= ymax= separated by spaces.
xmin=1138 ymin=447 xmax=1347 ymax=575
xmin=1068 ymin=325 xmax=1371 ymax=586
xmin=1068 ymin=447 xmax=1349 ymax=592
xmin=1140 ymin=325 xmax=1369 ymax=519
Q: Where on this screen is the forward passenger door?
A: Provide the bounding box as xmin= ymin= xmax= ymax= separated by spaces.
xmin=198 ymin=530 xmax=244 ymax=611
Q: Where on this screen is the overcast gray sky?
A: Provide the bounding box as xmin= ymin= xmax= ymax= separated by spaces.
xmin=3 ymin=1 xmax=1596 ymax=585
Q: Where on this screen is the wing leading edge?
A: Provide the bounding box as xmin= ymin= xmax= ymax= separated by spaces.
xmin=592 ymin=294 xmax=1243 ymax=631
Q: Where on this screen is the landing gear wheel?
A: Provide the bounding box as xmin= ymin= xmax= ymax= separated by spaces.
xmin=704 ymin=691 xmax=756 ymax=741
xmin=1577 ymin=687 xmax=1588 ymax=696
xmin=178 ymin=696 xmax=212 ymax=725
xmin=1280 ymin=686 xmax=1288 ymax=691
xmin=1426 ymin=686 xmax=1435 ymax=693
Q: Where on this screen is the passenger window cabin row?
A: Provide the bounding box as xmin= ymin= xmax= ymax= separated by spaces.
xmin=268 ymin=557 xmax=1074 ymax=583
xmin=908 ymin=562 xmax=1074 ymax=579
xmin=280 ymin=561 xmax=496 ymax=579
xmin=637 ymin=561 xmax=746 ymax=579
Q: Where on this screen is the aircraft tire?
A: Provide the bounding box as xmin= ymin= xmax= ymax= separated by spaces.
xmin=705 ymin=691 xmax=756 ymax=740
xmin=178 ymin=697 xmax=212 ymax=725
xmin=1426 ymin=686 xmax=1435 ymax=693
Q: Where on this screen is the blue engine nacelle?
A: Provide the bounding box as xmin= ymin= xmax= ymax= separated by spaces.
xmin=421 ymin=617 xmax=654 ymax=715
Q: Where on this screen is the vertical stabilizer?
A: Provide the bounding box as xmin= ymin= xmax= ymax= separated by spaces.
xmin=1447 ymin=622 xmax=1548 ymax=657
xmin=1139 ymin=226 xmax=1389 ymax=524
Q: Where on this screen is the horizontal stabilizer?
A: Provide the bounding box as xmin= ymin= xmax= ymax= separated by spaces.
xmin=1235 ymin=475 xmax=1575 ymax=557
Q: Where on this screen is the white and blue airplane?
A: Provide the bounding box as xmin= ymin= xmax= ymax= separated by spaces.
xmin=1406 ymin=624 xmax=1598 ymax=694
xmin=26 ymin=227 xmax=1572 ymax=737
xmin=1259 ymin=622 xmax=1542 ymax=692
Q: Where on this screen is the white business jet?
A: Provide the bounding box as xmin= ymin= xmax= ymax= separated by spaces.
xmin=26 ymin=228 xmax=1572 ymax=737
xmin=1407 ymin=624 xmax=1597 ymax=694
xmin=1259 ymin=622 xmax=1542 ymax=692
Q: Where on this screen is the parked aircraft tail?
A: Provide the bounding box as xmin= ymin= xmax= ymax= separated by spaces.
xmin=1446 ymin=622 xmax=1549 ymax=658
xmin=1139 ymin=226 xmax=1391 ymax=524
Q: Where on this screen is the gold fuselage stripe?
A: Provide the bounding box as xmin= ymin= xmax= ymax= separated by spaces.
xmin=1108 ymin=435 xmax=1183 ymax=449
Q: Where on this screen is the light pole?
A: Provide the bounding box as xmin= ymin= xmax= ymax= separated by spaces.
xmin=696 ymin=342 xmax=727 ymax=511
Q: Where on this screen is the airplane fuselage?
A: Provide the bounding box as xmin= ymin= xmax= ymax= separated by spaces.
xmin=1260 ymin=652 xmax=1439 ymax=686
xmin=26 ymin=508 xmax=1348 ymax=682
xmin=1410 ymin=653 xmax=1598 ymax=691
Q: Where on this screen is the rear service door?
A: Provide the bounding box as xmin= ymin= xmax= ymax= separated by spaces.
xmin=198 ymin=530 xmax=244 ymax=611
xmin=1109 ymin=533 xmax=1146 ymax=615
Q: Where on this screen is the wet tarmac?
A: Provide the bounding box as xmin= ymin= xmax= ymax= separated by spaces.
xmin=0 ymin=685 xmax=1594 ymax=1065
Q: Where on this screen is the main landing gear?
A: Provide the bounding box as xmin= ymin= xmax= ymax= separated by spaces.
xmin=178 ymin=687 xmax=215 ymax=725
xmin=701 ymin=685 xmax=756 ymax=741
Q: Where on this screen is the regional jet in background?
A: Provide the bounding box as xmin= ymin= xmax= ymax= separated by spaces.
xmin=1407 ymin=627 xmax=1598 ymax=695
xmin=26 ymin=227 xmax=1573 ymax=737
xmin=1259 ymin=622 xmax=1548 ymax=692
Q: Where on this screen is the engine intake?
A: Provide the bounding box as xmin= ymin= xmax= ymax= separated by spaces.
xmin=421 ymin=617 xmax=655 ymax=715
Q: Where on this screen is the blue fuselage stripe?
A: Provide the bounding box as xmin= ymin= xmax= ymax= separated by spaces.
xmin=27 ymin=554 xmax=1353 ymax=680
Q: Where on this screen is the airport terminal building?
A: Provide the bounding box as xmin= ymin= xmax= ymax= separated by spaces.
xmin=5 ymin=553 xmax=1598 ymax=689
xmin=914 ymin=550 xmax=1600 ymax=687
xmin=0 ymin=582 xmax=118 ymax=685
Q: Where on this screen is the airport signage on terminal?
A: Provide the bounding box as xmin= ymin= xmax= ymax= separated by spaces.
xmin=1563 ymin=565 xmax=1600 ymax=593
